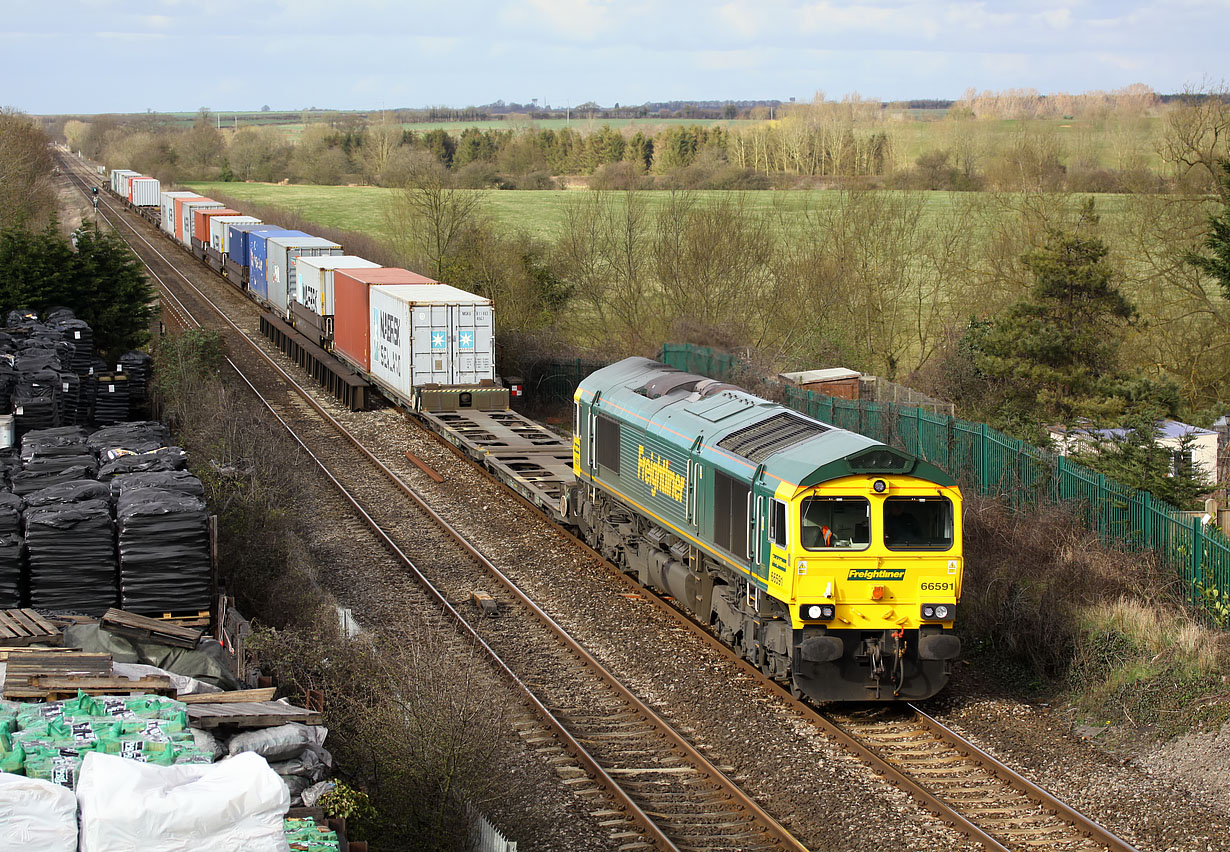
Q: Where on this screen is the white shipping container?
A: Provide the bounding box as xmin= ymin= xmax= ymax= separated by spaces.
xmin=294 ymin=255 xmax=379 ymax=318
xmin=130 ymin=177 xmax=161 ymax=207
xmin=180 ymin=200 xmax=223 ymax=247
xmin=266 ymin=236 xmax=342 ymax=318
xmin=160 ymin=192 xmax=198 ymax=236
xmin=368 ymin=284 xmax=494 ymax=400
xmin=208 ymin=215 xmax=260 ymax=254
xmin=110 ymin=169 xmax=138 ymax=195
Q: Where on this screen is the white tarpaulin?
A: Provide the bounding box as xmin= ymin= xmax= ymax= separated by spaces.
xmin=76 ymin=751 xmax=291 ymax=852
xmin=0 ymin=772 xmax=78 ymax=852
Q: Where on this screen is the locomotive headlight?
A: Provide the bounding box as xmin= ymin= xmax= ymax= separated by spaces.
xmin=934 ymin=605 xmax=950 ymax=620
xmin=921 ymin=604 xmax=935 ymax=619
xmin=873 ymin=479 xmax=887 ymax=493
xmin=803 ymin=604 xmax=835 ymax=620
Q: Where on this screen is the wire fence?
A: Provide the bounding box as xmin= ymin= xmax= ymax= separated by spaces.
xmin=660 ymin=343 xmax=1230 ymax=625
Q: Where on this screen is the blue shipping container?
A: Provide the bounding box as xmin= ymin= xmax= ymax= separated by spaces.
xmin=229 ymin=224 xmax=282 ymax=270
xmin=247 ymin=229 xmax=308 ymax=301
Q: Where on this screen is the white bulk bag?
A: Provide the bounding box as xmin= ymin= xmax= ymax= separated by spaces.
xmin=76 ymin=751 xmax=290 ymax=852
xmin=0 ymin=772 xmax=77 ymax=852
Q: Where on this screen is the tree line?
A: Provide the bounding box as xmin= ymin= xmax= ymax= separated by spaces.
xmin=58 ymin=85 xmax=1222 ymax=195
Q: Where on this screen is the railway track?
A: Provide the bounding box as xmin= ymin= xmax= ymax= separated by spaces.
xmin=59 ymin=154 xmax=1143 ymax=852
xmin=57 ymin=154 xmax=806 ymax=852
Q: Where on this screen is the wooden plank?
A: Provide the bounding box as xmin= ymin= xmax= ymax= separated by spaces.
xmin=101 ymin=608 xmax=202 ymax=649
xmin=187 ymin=700 xmax=322 ymax=729
xmin=18 ymin=609 xmax=62 ymax=644
xmin=6 ymin=652 xmax=112 ymax=677
xmin=0 ymin=647 xmax=77 ymax=662
xmin=0 ymin=610 xmax=30 ymax=640
xmin=179 ymin=687 xmax=276 ymax=704
xmin=25 ymin=676 xmax=171 ymax=691
xmin=8 ymin=609 xmax=42 ymax=636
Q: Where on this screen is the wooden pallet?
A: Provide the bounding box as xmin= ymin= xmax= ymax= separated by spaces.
xmin=187 ymin=700 xmax=323 ymax=729
xmin=0 ymin=608 xmax=63 ymax=647
xmin=1 ymin=650 xmax=175 ymax=700
xmin=179 ymin=687 xmax=276 ymax=705
xmin=101 ymin=607 xmax=203 ymax=649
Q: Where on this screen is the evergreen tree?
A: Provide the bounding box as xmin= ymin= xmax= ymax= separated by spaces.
xmin=71 ymin=223 xmax=156 ymax=354
xmin=960 ymin=204 xmax=1154 ymax=441
xmin=1185 ymin=158 xmax=1230 ymax=300
xmin=0 ymin=221 xmax=154 ymax=356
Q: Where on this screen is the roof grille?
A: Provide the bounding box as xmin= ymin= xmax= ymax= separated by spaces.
xmin=716 ymin=412 xmax=828 ymax=462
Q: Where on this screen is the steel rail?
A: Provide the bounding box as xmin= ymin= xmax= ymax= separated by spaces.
xmin=58 ymin=154 xmax=805 ymax=852
xmin=908 ymin=703 xmax=1138 ymax=852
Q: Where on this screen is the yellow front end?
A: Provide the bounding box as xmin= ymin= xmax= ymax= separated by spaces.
xmin=768 ymin=475 xmax=963 ymax=631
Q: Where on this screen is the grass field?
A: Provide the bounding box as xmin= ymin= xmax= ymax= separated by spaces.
xmin=185 ymin=181 xmax=1136 ymax=244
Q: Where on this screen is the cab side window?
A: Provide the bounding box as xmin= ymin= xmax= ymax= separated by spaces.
xmin=768 ymin=500 xmax=787 ymax=548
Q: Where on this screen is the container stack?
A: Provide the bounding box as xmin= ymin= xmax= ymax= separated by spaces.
xmin=0 ymin=491 xmax=23 ymax=608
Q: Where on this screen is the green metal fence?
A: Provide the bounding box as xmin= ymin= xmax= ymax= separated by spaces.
xmin=518 ymin=358 xmax=612 ymax=406
xmin=660 ymin=343 xmax=1230 ymax=623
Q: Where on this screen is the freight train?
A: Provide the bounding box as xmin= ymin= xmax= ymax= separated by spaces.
xmin=89 ymin=160 xmax=962 ymax=701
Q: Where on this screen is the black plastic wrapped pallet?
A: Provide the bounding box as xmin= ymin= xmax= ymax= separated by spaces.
xmin=25 ymin=479 xmax=110 ymax=507
xmin=93 ymin=372 xmax=130 ymax=425
xmin=24 ymin=497 xmax=117 ymax=615
xmin=55 ymin=318 xmax=94 ymax=373
xmin=21 ymin=426 xmax=89 ymax=461
xmin=11 ymin=462 xmax=99 ymax=496
xmin=110 ymin=470 xmax=205 ymax=498
xmin=14 ymin=369 xmax=63 ymax=436
xmin=116 ymin=488 xmax=211 ymax=613
xmin=97 ymin=446 xmax=186 ymax=480
xmin=0 ymin=532 xmax=23 ymax=608
xmin=119 ymin=351 xmax=153 ymax=406
xmin=87 ymin=421 xmax=172 ymax=457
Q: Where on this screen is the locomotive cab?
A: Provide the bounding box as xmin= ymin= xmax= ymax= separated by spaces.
xmin=778 ymin=471 xmax=963 ymax=701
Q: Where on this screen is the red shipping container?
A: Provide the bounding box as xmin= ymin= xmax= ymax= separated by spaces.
xmin=174 ymin=196 xmax=214 ymax=242
xmin=193 ymin=208 xmax=240 ymax=246
xmin=332 ymin=268 xmax=439 ymax=371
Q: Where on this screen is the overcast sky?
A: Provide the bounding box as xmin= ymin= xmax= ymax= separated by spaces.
xmin=4 ymin=0 xmax=1227 ymax=114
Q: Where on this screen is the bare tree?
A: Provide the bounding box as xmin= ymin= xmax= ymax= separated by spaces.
xmin=1158 ymin=83 xmax=1230 ymax=202
xmin=556 ymin=190 xmax=662 ymax=353
xmin=0 ymin=109 xmax=55 ymax=229
xmin=361 ymin=121 xmax=405 ymax=185
xmin=383 ymin=152 xmax=487 ymax=278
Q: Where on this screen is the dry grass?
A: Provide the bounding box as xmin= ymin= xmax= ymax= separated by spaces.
xmin=959 ymin=490 xmax=1230 ymax=730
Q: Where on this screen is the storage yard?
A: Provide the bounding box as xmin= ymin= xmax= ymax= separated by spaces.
xmin=31 ymin=149 xmax=1230 ymax=851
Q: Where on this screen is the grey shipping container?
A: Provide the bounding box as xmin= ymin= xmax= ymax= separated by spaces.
xmin=266 ymin=236 xmax=342 ymax=319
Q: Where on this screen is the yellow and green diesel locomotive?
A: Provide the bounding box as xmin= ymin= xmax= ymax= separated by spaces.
xmin=569 ymin=358 xmax=962 ymax=701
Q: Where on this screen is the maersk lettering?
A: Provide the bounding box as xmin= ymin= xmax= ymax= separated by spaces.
xmin=378 ymin=310 xmax=401 ymax=346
